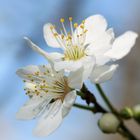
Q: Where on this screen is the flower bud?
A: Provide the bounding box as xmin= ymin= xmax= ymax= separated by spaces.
xmin=133 ymin=104 xmax=140 ymax=123
xmin=98 ymin=113 xmax=120 ymax=133
xmin=120 ymin=107 xmax=133 ymax=119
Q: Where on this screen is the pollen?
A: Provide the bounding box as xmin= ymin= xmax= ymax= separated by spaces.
xmin=80 ymin=25 xmax=84 ymax=29
xmin=61 ymin=34 xmax=64 ymax=39
xmin=53 ymin=33 xmax=58 ymax=36
xmin=74 ymin=23 xmax=78 ymax=28
xmin=27 ymin=75 xmax=32 ymax=78
xmin=50 ymin=25 xmax=54 ymax=30
xmin=84 ymin=29 xmax=88 ymax=33
xmin=82 ymin=20 xmax=85 ymax=24
xmin=69 ymin=17 xmax=72 ymax=21
xmin=60 ymin=18 xmax=65 ymax=23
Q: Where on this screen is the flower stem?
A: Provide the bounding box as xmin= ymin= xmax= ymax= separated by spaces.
xmin=73 ymin=103 xmax=95 ymax=112
xmin=95 ymin=84 xmax=117 ymax=114
xmin=77 ymin=88 xmax=106 ymax=113
xmin=95 ymin=84 xmax=138 ymax=140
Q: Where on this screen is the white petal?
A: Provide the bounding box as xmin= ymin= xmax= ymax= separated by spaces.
xmin=16 ymin=65 xmax=56 ymax=82
xmin=107 ymin=28 xmax=115 ymax=40
xmin=16 ymin=65 xmax=40 ymax=80
xmin=105 ymin=31 xmax=138 ymax=60
xmin=81 ymin=55 xmax=95 ymax=80
xmin=43 ymin=23 xmax=61 ymax=48
xmin=54 ymin=60 xmax=82 ymax=71
xmin=68 ymin=67 xmax=84 ymax=89
xmin=24 ymin=37 xmax=53 ymax=64
xmin=90 ymin=64 xmax=118 ymax=83
xmin=94 ymin=55 xmax=110 ymax=66
xmin=86 ymin=29 xmax=113 ymax=55
xmin=34 ymin=100 xmax=63 ymax=137
xmin=84 ymin=15 xmax=107 ymax=44
xmin=38 ymin=64 xmax=53 ymax=74
xmin=85 ymin=29 xmax=114 ymax=65
xmin=16 ymin=96 xmax=52 ymax=120
xmin=62 ymin=91 xmax=76 ymax=118
xmin=48 ymin=52 xmax=64 ymax=61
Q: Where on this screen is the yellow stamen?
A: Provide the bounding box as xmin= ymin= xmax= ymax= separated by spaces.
xmin=74 ymin=23 xmax=78 ymax=28
xmin=64 ymin=46 xmax=85 ymax=61
xmin=82 ymin=20 xmax=85 ymax=24
xmin=84 ymin=29 xmax=88 ymax=33
xmin=50 ymin=25 xmax=54 ymax=30
xmin=43 ymin=72 xmax=47 ymax=75
xmin=60 ymin=18 xmax=65 ymax=23
xmin=61 ymin=34 xmax=64 ymax=39
xmin=69 ymin=17 xmax=72 ymax=21
xmin=53 ymin=33 xmax=58 ymax=36
xmin=80 ymin=25 xmax=84 ymax=29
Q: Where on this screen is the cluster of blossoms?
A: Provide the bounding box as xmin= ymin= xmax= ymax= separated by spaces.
xmin=16 ymin=15 xmax=138 ymax=136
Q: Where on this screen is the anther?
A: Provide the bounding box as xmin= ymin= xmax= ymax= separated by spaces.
xmin=35 ymin=71 xmax=39 ymax=76
xmin=27 ymin=75 xmax=32 ymax=78
xmin=36 ymin=92 xmax=40 ymax=95
xmin=74 ymin=23 xmax=78 ymax=28
xmin=45 ymin=90 xmax=48 ymax=93
xmin=43 ymin=72 xmax=47 ymax=75
xmin=61 ymin=34 xmax=64 ymax=39
xmin=27 ymin=91 xmax=30 ymax=94
xmin=69 ymin=17 xmax=72 ymax=21
xmin=80 ymin=25 xmax=84 ymax=29
xmin=53 ymin=33 xmax=58 ymax=36
xmin=82 ymin=20 xmax=85 ymax=24
xmin=60 ymin=18 xmax=65 ymax=23
xmin=84 ymin=29 xmax=88 ymax=33
xmin=50 ymin=25 xmax=54 ymax=30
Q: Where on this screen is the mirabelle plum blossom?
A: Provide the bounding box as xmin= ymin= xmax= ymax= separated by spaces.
xmin=24 ymin=15 xmax=138 ymax=83
xmin=16 ymin=64 xmax=83 ymax=136
xmin=16 ymin=14 xmax=139 ymax=138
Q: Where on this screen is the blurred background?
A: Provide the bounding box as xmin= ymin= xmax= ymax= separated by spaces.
xmin=0 ymin=0 xmax=140 ymax=140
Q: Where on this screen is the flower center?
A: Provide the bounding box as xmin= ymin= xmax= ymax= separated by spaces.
xmin=64 ymin=46 xmax=85 ymax=60
xmin=23 ymin=67 xmax=71 ymax=101
xmin=51 ymin=77 xmax=71 ymax=101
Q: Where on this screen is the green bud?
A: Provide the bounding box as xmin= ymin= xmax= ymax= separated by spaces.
xmin=133 ymin=104 xmax=140 ymax=123
xmin=98 ymin=113 xmax=120 ymax=134
xmin=120 ymin=107 xmax=133 ymax=119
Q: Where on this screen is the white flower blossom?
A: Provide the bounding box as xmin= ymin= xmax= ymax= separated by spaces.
xmin=24 ymin=14 xmax=138 ymax=83
xmin=16 ymin=64 xmax=83 ymax=136
xmin=89 ymin=29 xmax=138 ymax=83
